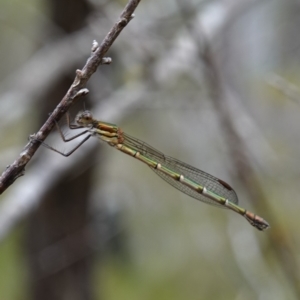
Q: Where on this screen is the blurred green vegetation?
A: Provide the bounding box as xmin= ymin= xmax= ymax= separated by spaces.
xmin=1 ymin=0 xmax=300 ymax=299
xmin=0 ymin=227 xmax=27 ymax=300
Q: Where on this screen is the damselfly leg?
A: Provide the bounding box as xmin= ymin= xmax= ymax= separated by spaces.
xmin=37 ymin=112 xmax=93 ymax=157
xmin=38 ymin=110 xmax=270 ymax=230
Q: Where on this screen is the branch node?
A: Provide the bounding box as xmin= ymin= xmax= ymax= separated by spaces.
xmin=28 ymin=133 xmax=36 ymax=141
xmin=91 ymin=40 xmax=99 ymax=52
xmin=76 ymin=69 xmax=83 ymax=77
xmin=73 ymin=69 xmax=84 ymax=87
xmin=119 ymin=17 xmax=129 ymax=26
xmin=130 ymin=13 xmax=135 ymax=20
xmin=101 ymin=57 xmax=112 ymax=65
xmin=28 ymin=133 xmax=40 ymax=144
xmin=19 ymin=151 xmax=30 ymax=165
xmin=73 ymin=88 xmax=89 ymax=100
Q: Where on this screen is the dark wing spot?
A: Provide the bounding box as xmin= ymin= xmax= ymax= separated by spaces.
xmin=218 ymin=179 xmax=233 ymax=191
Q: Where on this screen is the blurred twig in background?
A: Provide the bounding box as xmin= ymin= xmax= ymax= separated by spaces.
xmin=177 ymin=0 xmax=300 ymax=298
xmin=267 ymin=73 xmax=300 ymax=104
xmin=0 ymin=0 xmax=300 ymax=299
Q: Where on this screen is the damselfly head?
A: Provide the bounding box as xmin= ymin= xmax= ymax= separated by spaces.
xmin=75 ymin=110 xmax=94 ymax=126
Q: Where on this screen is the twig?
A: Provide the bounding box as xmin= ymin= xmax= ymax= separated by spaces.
xmin=0 ymin=83 xmax=147 ymax=241
xmin=0 ymin=0 xmax=141 ymax=194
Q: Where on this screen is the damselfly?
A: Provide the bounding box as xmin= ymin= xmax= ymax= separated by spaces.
xmin=40 ymin=110 xmax=269 ymax=231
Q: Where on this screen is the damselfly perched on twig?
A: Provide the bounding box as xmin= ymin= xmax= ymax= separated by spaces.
xmin=39 ymin=111 xmax=269 ymax=231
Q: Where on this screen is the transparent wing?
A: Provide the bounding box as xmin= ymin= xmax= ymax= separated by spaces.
xmin=124 ymin=133 xmax=238 ymax=207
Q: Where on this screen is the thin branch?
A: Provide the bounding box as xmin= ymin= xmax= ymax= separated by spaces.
xmin=0 ymin=0 xmax=141 ymax=194
xmin=0 ymin=82 xmax=148 ymax=241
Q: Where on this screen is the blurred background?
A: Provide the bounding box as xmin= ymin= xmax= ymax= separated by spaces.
xmin=0 ymin=0 xmax=300 ymax=299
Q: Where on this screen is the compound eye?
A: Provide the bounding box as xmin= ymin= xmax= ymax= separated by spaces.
xmin=83 ymin=113 xmax=90 ymax=120
xmin=75 ymin=110 xmax=93 ymax=125
xmin=82 ymin=111 xmax=93 ymax=121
